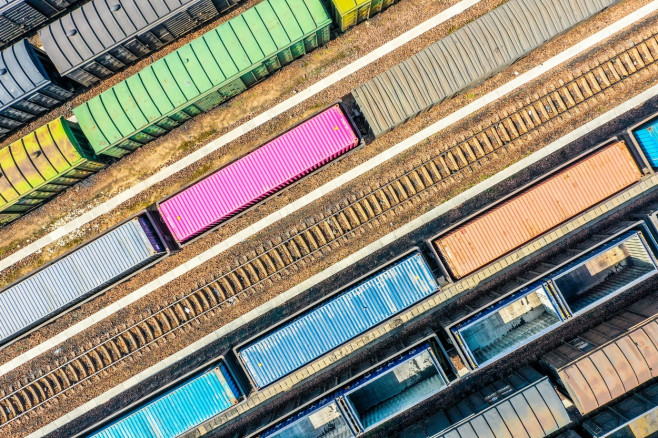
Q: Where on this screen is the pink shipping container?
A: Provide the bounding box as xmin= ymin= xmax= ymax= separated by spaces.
xmin=158 ymin=104 xmax=360 ymax=243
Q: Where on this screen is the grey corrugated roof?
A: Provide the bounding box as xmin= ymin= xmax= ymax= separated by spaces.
xmin=0 ymin=216 xmax=165 ymax=345
xmin=543 ymin=294 xmax=658 ymax=415
xmin=0 ymin=0 xmax=79 ymax=47
xmin=352 ymin=0 xmax=618 ymax=137
xmin=0 ymin=39 xmax=49 ymax=106
xmin=40 ymin=0 xmax=234 ymax=85
xmin=398 ymin=367 xmax=571 ymax=438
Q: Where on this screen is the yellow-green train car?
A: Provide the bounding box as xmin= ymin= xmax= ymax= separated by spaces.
xmin=0 ymin=117 xmax=106 ymax=226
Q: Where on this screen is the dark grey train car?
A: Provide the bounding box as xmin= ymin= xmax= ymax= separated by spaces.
xmin=0 ymin=39 xmax=72 ymax=136
xmin=395 ymin=366 xmax=571 ymax=438
xmin=352 ymin=0 xmax=618 ymax=137
xmin=40 ymin=0 xmax=241 ymax=86
xmin=0 ymin=0 xmax=79 ymax=47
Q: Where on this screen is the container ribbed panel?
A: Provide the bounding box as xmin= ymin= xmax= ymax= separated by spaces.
xmin=239 ymin=252 xmax=437 ymax=388
xmin=434 ymin=142 xmax=641 ymax=279
xmin=158 ymin=105 xmax=359 ymax=243
xmin=0 ymin=216 xmax=165 ymax=345
xmin=90 ymin=363 xmax=240 ymax=438
xmin=352 ymin=0 xmax=617 ymax=137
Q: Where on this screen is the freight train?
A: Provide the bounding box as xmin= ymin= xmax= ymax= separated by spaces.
xmin=0 ymin=0 xmax=617 ymax=225
xmin=8 ymin=107 xmax=658 ymax=437
xmin=83 ymin=256 xmax=658 ymax=438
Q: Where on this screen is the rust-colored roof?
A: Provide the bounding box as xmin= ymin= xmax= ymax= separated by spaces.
xmin=434 ymin=141 xmax=642 ymax=279
xmin=543 ymin=295 xmax=658 ymax=415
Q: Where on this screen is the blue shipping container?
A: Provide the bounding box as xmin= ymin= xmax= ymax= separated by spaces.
xmin=0 ymin=214 xmax=166 ymax=345
xmin=633 ymin=117 xmax=658 ymax=168
xmin=239 ymin=252 xmax=438 ymax=389
xmin=90 ymin=362 xmax=241 ymax=438
xmin=451 ymin=283 xmax=566 ymax=368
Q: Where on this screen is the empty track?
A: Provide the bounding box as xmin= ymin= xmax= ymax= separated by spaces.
xmin=3 ymin=23 xmax=657 ymax=432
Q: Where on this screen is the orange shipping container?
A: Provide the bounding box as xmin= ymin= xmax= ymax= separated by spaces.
xmin=434 ymin=142 xmax=642 ymax=279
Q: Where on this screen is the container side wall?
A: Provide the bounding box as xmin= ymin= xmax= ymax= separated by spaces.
xmin=352 ymin=0 xmax=616 ymax=137
xmin=0 ymin=216 xmax=166 ymax=345
xmin=238 ymin=252 xmax=438 ymax=388
xmin=434 ymin=142 xmax=641 ymax=279
xmin=89 ymin=362 xmax=241 ymax=438
xmin=157 ymin=105 xmax=359 ymax=243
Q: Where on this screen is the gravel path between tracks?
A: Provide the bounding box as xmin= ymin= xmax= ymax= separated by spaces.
xmin=4 ymin=3 xmax=658 ymax=437
xmin=0 ymin=0 xmax=494 ymax=280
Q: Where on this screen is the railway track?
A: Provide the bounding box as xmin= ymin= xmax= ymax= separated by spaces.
xmin=3 ymin=25 xmax=658 ymax=434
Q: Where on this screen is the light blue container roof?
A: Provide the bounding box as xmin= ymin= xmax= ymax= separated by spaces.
xmin=0 ymin=217 xmax=164 ymax=344
xmin=239 ymin=252 xmax=438 ymax=388
xmin=633 ymin=117 xmax=658 ymax=168
xmin=90 ymin=363 xmax=241 ymax=438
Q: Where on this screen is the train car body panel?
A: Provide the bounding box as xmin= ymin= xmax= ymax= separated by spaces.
xmin=0 ymin=213 xmax=167 ymax=345
xmin=0 ymin=39 xmax=72 ymax=136
xmin=257 ymin=339 xmax=454 ymax=438
xmin=444 ymin=222 xmax=657 ymax=371
xmin=341 ymin=344 xmax=450 ymax=433
xmin=583 ymin=381 xmax=658 ymax=437
xmin=73 ymin=0 xmax=332 ymax=158
xmin=0 ymin=117 xmax=105 ymax=225
xmin=330 ymin=0 xmax=397 ymax=32
xmin=396 ymin=366 xmax=570 ymax=438
xmin=450 ymin=283 xmax=566 ymax=368
xmin=433 ymin=142 xmax=641 ymax=279
xmin=0 ymin=0 xmax=79 ymax=47
xmin=157 ymin=104 xmax=360 ymax=243
xmin=543 ymin=295 xmax=658 ymax=415
xmin=352 ymin=0 xmax=617 ymax=137
xmin=238 ymin=252 xmax=438 ymax=389
xmin=40 ymin=0 xmax=241 ymax=86
xmin=547 ymin=230 xmax=658 ymax=316
xmin=89 ymin=362 xmax=242 ymax=438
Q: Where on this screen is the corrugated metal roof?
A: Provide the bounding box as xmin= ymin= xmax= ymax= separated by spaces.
xmin=40 ymin=0 xmax=231 ymax=86
xmin=0 ymin=0 xmax=78 ymax=46
xmin=72 ymin=0 xmax=331 ymax=157
xmin=352 ymin=0 xmax=617 ymax=137
xmin=543 ymin=294 xmax=658 ymax=415
xmin=90 ymin=363 xmax=241 ymax=438
xmin=397 ymin=366 xmax=571 ymax=438
xmin=582 ymin=380 xmax=658 ymax=437
xmin=434 ymin=142 xmax=642 ymax=279
xmin=0 ymin=117 xmax=100 ymax=211
xmin=239 ymin=252 xmax=438 ymax=389
xmin=158 ymin=105 xmax=359 ymax=243
xmin=632 ymin=117 xmax=658 ymax=168
xmin=0 ymin=216 xmax=166 ymax=345
xmin=0 ymin=39 xmax=72 ymax=135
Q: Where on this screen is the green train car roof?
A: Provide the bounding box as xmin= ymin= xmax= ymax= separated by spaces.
xmin=0 ymin=117 xmax=93 ymax=210
xmin=73 ymin=0 xmax=331 ymax=155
